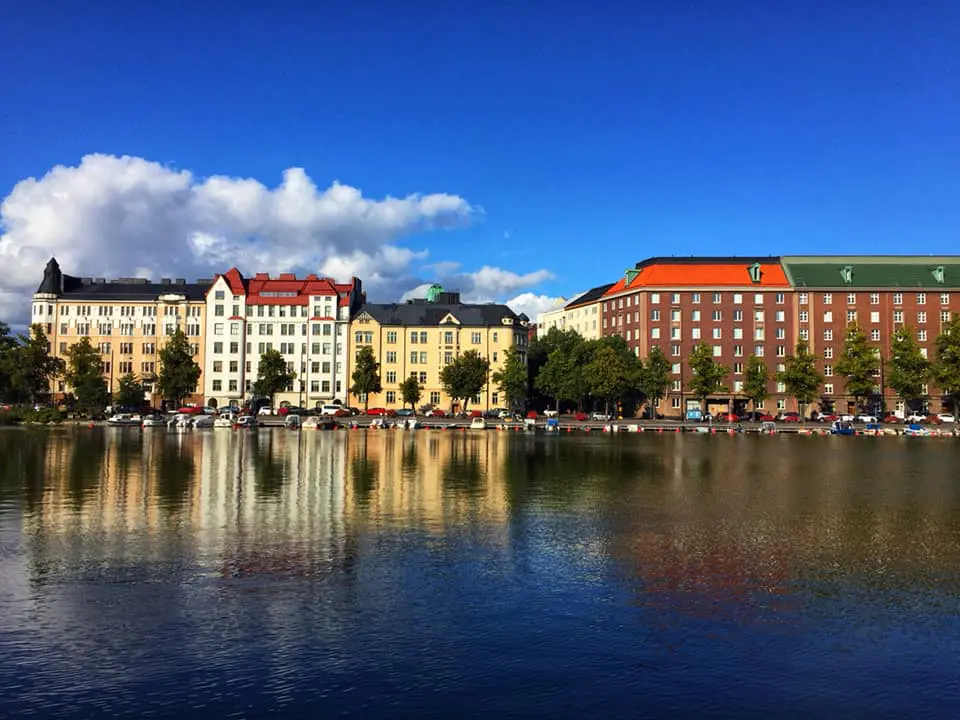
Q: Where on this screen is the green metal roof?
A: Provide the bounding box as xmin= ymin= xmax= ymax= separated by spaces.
xmin=780 ymin=256 xmax=960 ymax=289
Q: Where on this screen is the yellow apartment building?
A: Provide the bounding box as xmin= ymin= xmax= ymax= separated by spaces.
xmin=347 ymin=286 xmax=529 ymax=412
xmin=31 ymin=257 xmax=210 ymax=407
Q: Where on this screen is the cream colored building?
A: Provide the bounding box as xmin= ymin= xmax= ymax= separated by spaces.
xmin=348 ymin=287 xmax=529 ymax=412
xmin=31 ymin=257 xmax=209 ymax=406
xmin=535 ymin=282 xmax=612 ymax=341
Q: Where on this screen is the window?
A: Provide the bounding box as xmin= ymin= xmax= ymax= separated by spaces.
xmin=212 ymin=380 xmax=222 ymax=391
xmin=775 ymin=292 xmax=785 ymax=304
xmin=733 ymin=328 xmax=743 ymax=339
xmin=869 ymin=293 xmax=879 ymax=305
xmin=776 ymin=345 xmax=785 ymax=357
xmin=776 ymin=399 xmax=786 ymax=410
xmin=733 ymin=380 xmax=744 ymax=392
xmin=824 ymin=347 xmax=833 ymax=359
xmin=894 ymin=310 xmax=904 ymax=323
xmin=471 ymin=331 xmax=481 ymax=344
xmin=734 ymin=345 xmax=743 ymax=357
xmin=754 ymin=328 xmax=764 ymax=340
xmin=386 ymin=351 xmax=397 ymax=363
xmin=893 ymin=292 xmax=903 ymax=305
xmin=847 ymin=293 xmax=856 ymax=305
xmin=755 ymin=310 xmax=764 ymax=322
xmin=775 ymin=310 xmax=785 ymax=323
xmin=650 ymin=293 xmax=660 ymax=304
xmin=824 ymin=383 xmax=833 ymax=395
xmin=420 ymin=331 xmax=428 ymax=343
xmin=868 ymin=311 xmax=879 ymax=324
xmin=430 ymin=391 xmax=441 ymax=405
xmin=733 ymin=309 xmax=743 ymax=322
xmin=823 ymin=311 xmax=833 ymax=323
xmin=823 ymin=293 xmax=832 ymax=305
xmin=420 ymin=352 xmax=427 ymax=364
xmin=419 ymin=372 xmax=427 ymax=384
xmin=823 ymin=329 xmax=833 ymax=341
xmin=712 ymin=345 xmax=722 ymax=357
xmin=917 ymin=293 xmax=926 ymax=305
xmin=671 ymin=397 xmax=681 ymax=409
xmin=671 ymin=327 xmax=680 ymax=339
xmin=213 ymin=361 xmax=223 ymax=372
xmin=918 ymin=312 xmax=927 ymax=324
xmin=671 ymin=363 xmax=681 ymax=374
xmin=410 ymin=351 xmax=418 ymax=364
xmin=940 ymin=293 xmax=950 ymax=305
xmin=920 ymin=348 xmax=928 ymax=359
xmin=846 ymin=311 xmax=856 ymax=323
xmin=651 ymin=328 xmax=661 ymax=339
xmin=754 ymin=294 xmax=764 ymax=305
xmin=213 ymin=342 xmax=223 ymax=354
xmin=754 ymin=344 xmax=764 ymax=357
xmin=918 ymin=329 xmax=928 ymax=342
xmin=824 ymin=365 xmax=833 ymax=377
xmin=691 ymin=310 xmax=701 ymax=322
xmin=941 ymin=311 xmax=951 ymax=323
xmin=228 ymin=380 xmax=238 ymax=392
xmin=444 ymin=331 xmax=454 ymax=344
xmin=214 ymin=305 xmax=224 ymax=317
xmin=799 ymin=311 xmax=808 ymax=323
xmin=386 ymin=391 xmax=396 ymax=403
xmin=410 ymin=331 xmax=418 ymax=344
xmin=649 ymin=309 xmax=661 ymax=322
xmin=671 ymin=380 xmax=682 ymax=391
xmin=712 ymin=310 xmax=721 ymax=321
xmin=733 ymin=363 xmax=744 ymax=374
xmin=691 ymin=327 xmax=701 ymax=339
xmin=775 ymin=328 xmax=785 ymax=339
xmin=712 ymin=327 xmax=721 ymax=339
xmin=733 ymin=293 xmax=743 ymax=305
xmin=215 ymin=290 xmax=225 ymax=300
xmin=799 ymin=293 xmax=808 ymax=305
xmin=671 ymin=293 xmax=680 ymax=304
xmin=712 ymin=292 xmax=722 ymax=304
xmin=691 ymin=292 xmax=701 ymax=304
xmin=670 ymin=309 xmax=681 ymax=322
xmin=776 ymin=381 xmax=786 ymax=393
xmin=671 ymin=344 xmax=680 ymax=356
xmin=799 ymin=328 xmax=809 ymax=341
xmin=870 ymin=329 xmax=880 ymax=341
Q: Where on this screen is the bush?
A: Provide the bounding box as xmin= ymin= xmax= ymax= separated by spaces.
xmin=0 ymin=407 xmax=64 ymax=425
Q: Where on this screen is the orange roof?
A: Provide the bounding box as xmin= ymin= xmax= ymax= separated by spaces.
xmin=606 ymin=262 xmax=789 ymax=294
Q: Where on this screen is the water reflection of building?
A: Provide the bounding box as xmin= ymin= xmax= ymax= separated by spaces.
xmin=344 ymin=432 xmax=510 ymax=531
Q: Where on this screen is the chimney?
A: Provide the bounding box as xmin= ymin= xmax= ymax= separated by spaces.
xmin=174 ymin=278 xmax=186 ymax=285
xmin=94 ymin=277 xmax=106 ymax=284
xmin=160 ymin=278 xmax=172 ymax=285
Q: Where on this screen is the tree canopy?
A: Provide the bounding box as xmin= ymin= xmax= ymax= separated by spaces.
xmin=491 ymin=346 xmax=527 ymax=409
xmin=157 ymin=329 xmax=201 ymax=407
xmin=742 ymin=355 xmax=769 ymax=410
xmin=687 ymin=343 xmax=728 ymax=407
xmin=350 ymin=346 xmax=382 ymax=410
xmin=399 ymin=374 xmax=422 ymax=410
xmin=440 ymin=350 xmax=490 ymax=411
xmin=887 ymin=326 xmax=930 ymax=409
xmin=638 ymin=346 xmax=671 ymax=418
xmin=8 ymin=325 xmax=63 ymax=404
xmin=253 ymin=349 xmax=296 ymax=404
xmin=776 ymin=341 xmax=823 ymax=416
xmin=934 ymin=313 xmax=960 ymax=416
xmin=64 ymin=337 xmax=110 ymax=415
xmin=115 ymin=373 xmax=146 ymax=409
xmin=834 ymin=323 xmax=879 ymax=410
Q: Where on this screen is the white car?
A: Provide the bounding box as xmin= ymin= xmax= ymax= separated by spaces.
xmin=906 ymin=413 xmax=927 ymax=423
xmin=257 ymin=406 xmax=274 ymax=416
xmin=591 ymin=412 xmax=612 ymax=421
xmin=320 ymin=404 xmax=345 ymax=416
xmin=855 ymin=414 xmax=878 ymax=424
xmin=938 ymin=413 xmax=956 ymax=423
xmin=839 ymin=414 xmax=855 ymax=422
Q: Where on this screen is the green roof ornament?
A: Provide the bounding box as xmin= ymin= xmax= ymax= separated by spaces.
xmin=624 ymin=268 xmax=639 ymax=285
xmin=932 ymin=265 xmax=945 ymax=285
xmin=747 ymin=262 xmax=762 ymax=283
xmin=426 ymin=284 xmax=443 ymax=303
xmin=840 ymin=265 xmax=853 ymax=284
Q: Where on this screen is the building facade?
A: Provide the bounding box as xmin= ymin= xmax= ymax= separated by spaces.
xmin=348 ymin=287 xmax=528 ymax=412
xmin=536 ymin=283 xmax=613 ymax=340
xmin=202 ymin=269 xmax=363 ymax=409
xmin=32 ymin=258 xmax=209 ymax=406
xmin=601 ymin=258 xmax=796 ymax=417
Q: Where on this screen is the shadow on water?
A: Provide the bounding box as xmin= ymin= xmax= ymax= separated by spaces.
xmin=250 ymin=433 xmax=288 ymax=499
xmin=0 ymin=431 xmax=49 ymax=510
xmin=67 ymin=431 xmax=105 ymax=506
xmin=441 ymin=436 xmax=485 ymax=496
xmin=350 ymin=438 xmax=379 ymax=506
xmin=154 ymin=435 xmax=195 ymax=509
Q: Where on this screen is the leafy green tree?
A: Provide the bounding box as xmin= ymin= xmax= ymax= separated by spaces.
xmin=742 ymin=355 xmax=769 ymax=411
xmin=440 ymin=349 xmax=490 ymax=412
xmin=157 ymin=328 xmax=201 ymax=407
xmin=834 ymin=323 xmax=879 ymax=411
xmin=934 ymin=313 xmax=960 ymax=417
xmin=399 ymin=374 xmax=422 ymax=411
xmin=639 ymin=346 xmax=671 ymax=419
xmin=491 ymin=345 xmax=528 ymax=410
xmin=350 ymin=345 xmax=382 ymax=411
xmin=776 ymin=341 xmax=823 ymax=420
xmin=887 ymin=326 xmax=930 ymax=412
xmin=253 ymin=349 xmax=297 ymax=406
xmin=64 ymin=337 xmax=109 ymax=416
xmin=9 ymin=324 xmax=62 ymax=403
xmin=585 ymin=344 xmax=632 ymax=415
xmin=0 ymin=322 xmax=17 ymax=400
xmin=687 ymin=343 xmax=728 ymax=410
xmin=114 ymin=373 xmax=146 ymax=409
xmin=535 ymin=333 xmax=592 ymax=411
xmin=527 ymin=327 xmax=579 ymax=409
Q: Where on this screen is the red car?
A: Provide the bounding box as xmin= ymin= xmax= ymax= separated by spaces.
xmin=716 ymin=412 xmax=739 ymax=423
xmin=574 ymin=411 xmax=588 ymax=421
xmin=426 ymin=408 xmax=446 ymax=417
xmin=526 ymin=410 xmax=539 ymax=419
xmin=177 ymin=406 xmax=204 ymax=415
xmin=780 ymin=412 xmax=801 ymax=423
xmin=365 ymin=407 xmax=395 ymax=417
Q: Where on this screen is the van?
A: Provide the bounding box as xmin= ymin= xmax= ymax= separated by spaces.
xmin=320 ymin=404 xmax=344 ymax=416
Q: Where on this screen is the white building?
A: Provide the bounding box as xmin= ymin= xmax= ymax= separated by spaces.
xmin=203 ymin=268 xmax=363 ymax=409
xmin=535 ymin=282 xmax=613 ymax=341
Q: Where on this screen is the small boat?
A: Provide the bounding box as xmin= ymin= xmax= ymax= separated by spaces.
xmin=213 ymin=415 xmax=234 ymax=428
xmin=830 ymin=420 xmax=855 ymax=436
xmin=193 ymin=414 xmax=215 ymax=429
xmin=284 ymin=414 xmax=302 ymax=430
xmin=394 ymin=418 xmax=419 ymax=430
xmin=107 ymin=413 xmax=140 ymax=426
xmin=545 ymin=417 xmax=560 ymax=433
xmin=141 ymin=415 xmax=167 ymax=428
xmin=369 ymin=418 xmax=387 ymax=430
xmin=167 ymin=413 xmax=193 ymax=430
xmin=760 ymin=421 xmax=777 ymax=434
xmin=903 ymin=423 xmax=931 ymax=437
xmin=234 ymin=415 xmax=258 ymax=429
xmin=469 ymin=417 xmax=487 ymax=430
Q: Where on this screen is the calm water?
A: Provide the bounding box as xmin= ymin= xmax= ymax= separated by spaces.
xmin=0 ymin=428 xmax=958 ymax=718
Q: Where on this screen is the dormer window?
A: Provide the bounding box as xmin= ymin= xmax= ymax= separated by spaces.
xmin=840 ymin=265 xmax=853 ymax=284
xmin=932 ymin=265 xmax=945 ymax=284
xmin=747 ymin=263 xmax=762 ymax=283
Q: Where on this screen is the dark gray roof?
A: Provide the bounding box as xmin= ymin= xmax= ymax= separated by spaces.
xmin=564 ymin=282 xmax=614 ymax=310
xmin=359 ymin=301 xmax=521 ymax=327
xmin=35 ymin=256 xmax=211 ymax=300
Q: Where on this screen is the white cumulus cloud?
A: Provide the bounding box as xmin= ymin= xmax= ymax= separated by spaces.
xmin=0 ymin=153 xmax=558 ymax=323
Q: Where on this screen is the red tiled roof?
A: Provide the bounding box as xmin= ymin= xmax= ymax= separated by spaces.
xmin=605 ymin=261 xmax=789 ymax=295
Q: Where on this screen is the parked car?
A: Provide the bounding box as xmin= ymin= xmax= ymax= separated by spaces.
xmin=905 ymin=413 xmax=927 ymax=423
xmin=883 ymin=413 xmax=901 ymax=423
xmin=777 ymin=412 xmax=801 ymax=423
xmin=320 ymin=404 xmax=348 ymax=416
xmin=365 ymin=407 xmax=395 ymax=417
xmin=715 ymin=412 xmax=739 ymax=423
xmin=543 ymin=409 xmax=559 ymax=418
xmin=395 ymin=408 xmax=415 ymax=417
xmin=855 ymin=414 xmax=878 ymax=424
xmin=591 ymin=412 xmax=611 ymax=421
xmin=526 ymin=410 xmax=539 ymax=419
xmin=257 ymin=406 xmax=274 ymax=416
xmin=497 ymin=409 xmax=514 ymax=420
xmin=574 ymin=411 xmax=588 ymax=422
xmin=426 ymin=408 xmax=446 ymax=418
xmin=938 ymin=413 xmax=956 ymax=423
xmin=925 ymin=414 xmax=943 ymax=425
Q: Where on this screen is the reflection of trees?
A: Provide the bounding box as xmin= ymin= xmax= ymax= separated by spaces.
xmin=350 ymin=442 xmax=379 ymax=507
xmin=155 ymin=436 xmax=195 ymax=509
xmin=0 ymin=431 xmax=48 ymax=512
xmin=441 ymin=438 xmax=484 ymax=496
xmin=251 ymin=433 xmax=287 ymax=499
xmin=67 ymin=431 xmax=105 ymax=505
xmin=400 ymin=438 xmax=419 ymax=479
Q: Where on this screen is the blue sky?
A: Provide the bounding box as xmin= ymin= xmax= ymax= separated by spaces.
xmin=1 ymin=1 xmax=958 ymax=320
